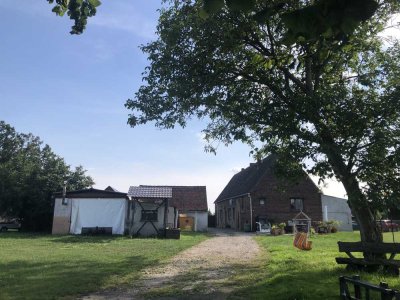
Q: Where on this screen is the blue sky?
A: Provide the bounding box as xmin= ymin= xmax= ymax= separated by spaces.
xmin=0 ymin=0 xmax=346 ymax=211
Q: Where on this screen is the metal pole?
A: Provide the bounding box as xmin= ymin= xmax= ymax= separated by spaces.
xmin=248 ymin=193 xmax=253 ymax=231
xmin=164 ymin=198 xmax=169 ymax=234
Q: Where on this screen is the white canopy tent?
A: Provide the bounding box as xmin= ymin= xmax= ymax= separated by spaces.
xmin=69 ymin=198 xmax=126 ymax=235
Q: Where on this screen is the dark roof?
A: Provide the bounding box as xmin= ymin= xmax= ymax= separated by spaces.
xmin=215 ymin=156 xmax=276 ymax=203
xmin=140 ymin=185 xmax=208 ymax=212
xmin=105 ymin=186 xmax=120 ymax=192
xmin=53 ymin=188 xmax=127 ymax=198
xmin=215 ymin=155 xmax=320 ymax=203
xmin=127 ymin=186 xmax=172 ymax=198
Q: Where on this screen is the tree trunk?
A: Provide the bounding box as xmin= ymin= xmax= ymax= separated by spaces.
xmin=321 ymin=142 xmax=383 ymax=245
xmin=341 ymin=175 xmax=382 ymax=244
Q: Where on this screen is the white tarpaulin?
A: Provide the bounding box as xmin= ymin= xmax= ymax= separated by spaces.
xmin=70 ymin=198 xmax=126 ymax=234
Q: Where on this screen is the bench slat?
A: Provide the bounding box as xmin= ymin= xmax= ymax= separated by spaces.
xmin=338 ymin=241 xmax=400 ymax=254
xmin=336 ymin=257 xmax=400 ymax=267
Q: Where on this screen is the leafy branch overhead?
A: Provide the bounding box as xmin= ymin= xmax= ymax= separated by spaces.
xmin=203 ymin=0 xmax=379 ymax=44
xmin=47 ymin=0 xmax=101 ymax=34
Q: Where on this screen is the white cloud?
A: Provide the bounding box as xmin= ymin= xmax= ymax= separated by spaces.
xmin=196 ymin=132 xmax=207 ymax=145
xmin=379 ymin=14 xmax=400 ymax=45
xmin=91 ymin=3 xmax=157 ymax=40
xmin=310 ymin=175 xmax=347 ymax=199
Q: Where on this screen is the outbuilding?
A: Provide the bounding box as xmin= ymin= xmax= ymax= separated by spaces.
xmin=52 ymin=188 xmax=127 ymax=235
xmin=139 ymin=185 xmax=208 ymax=231
xmin=126 ymin=186 xmax=177 ymax=236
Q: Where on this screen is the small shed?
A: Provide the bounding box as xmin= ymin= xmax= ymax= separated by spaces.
xmin=127 ymin=186 xmax=178 ymax=236
xmin=140 ymin=185 xmax=208 ymax=231
xmin=52 ymin=188 xmax=128 ymax=235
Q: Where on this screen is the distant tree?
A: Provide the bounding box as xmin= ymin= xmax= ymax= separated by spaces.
xmin=0 ymin=121 xmax=94 ymax=231
xmin=126 ymin=0 xmax=400 ymax=245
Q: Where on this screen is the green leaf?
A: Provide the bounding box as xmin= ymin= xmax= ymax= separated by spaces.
xmin=88 ymin=0 xmax=101 ymax=8
xmin=226 ymin=0 xmax=256 ymax=12
xmin=203 ymin=0 xmax=225 ymax=14
xmin=198 ymin=8 xmax=209 ymax=20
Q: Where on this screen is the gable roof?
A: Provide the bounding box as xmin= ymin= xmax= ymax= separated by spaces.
xmin=140 ymin=185 xmax=208 ymax=212
xmin=127 ymin=186 xmax=172 ymax=198
xmin=53 ymin=187 xmax=127 ymax=198
xmin=215 ymin=156 xmax=276 ymax=203
xmin=105 ymin=186 xmax=120 ymax=192
xmin=215 ymin=155 xmax=320 ymax=203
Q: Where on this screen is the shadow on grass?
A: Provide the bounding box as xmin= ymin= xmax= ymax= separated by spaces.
xmin=0 ymin=231 xmax=50 ymax=239
xmin=50 ymin=234 xmax=120 ymax=244
xmin=0 ymin=255 xmax=158 ymax=300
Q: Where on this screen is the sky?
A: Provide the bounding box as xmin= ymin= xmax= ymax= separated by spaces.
xmin=0 ymin=0 xmax=347 ymax=212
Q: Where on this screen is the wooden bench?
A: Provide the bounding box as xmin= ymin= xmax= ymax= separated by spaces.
xmin=81 ymin=227 xmax=112 ymax=235
xmin=336 ymin=242 xmax=400 ymax=275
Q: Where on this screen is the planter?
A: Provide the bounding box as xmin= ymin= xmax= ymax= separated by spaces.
xmin=244 ymin=224 xmax=251 ymax=232
xmin=271 ymin=228 xmax=283 ymax=235
xmin=165 ymin=228 xmax=180 ymax=239
xmin=159 ymin=229 xmax=181 ymax=239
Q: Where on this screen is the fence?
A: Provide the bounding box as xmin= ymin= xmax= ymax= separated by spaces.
xmin=339 ymin=275 xmax=400 ymax=300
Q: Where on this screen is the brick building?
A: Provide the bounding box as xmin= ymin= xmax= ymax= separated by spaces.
xmin=214 ymin=156 xmax=323 ymax=231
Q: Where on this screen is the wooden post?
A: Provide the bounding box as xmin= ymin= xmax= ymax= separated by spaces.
xmin=164 ymin=198 xmax=169 ymax=236
xmin=129 ymin=200 xmax=136 ymax=237
xmin=353 ymin=275 xmax=361 ymax=299
xmin=379 ymin=282 xmax=391 ymax=300
xmin=339 ymin=276 xmax=347 ymax=299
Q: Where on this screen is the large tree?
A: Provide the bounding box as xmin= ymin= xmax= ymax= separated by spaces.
xmin=126 ymin=0 xmax=400 ymax=244
xmin=0 ymin=121 xmax=94 ymax=231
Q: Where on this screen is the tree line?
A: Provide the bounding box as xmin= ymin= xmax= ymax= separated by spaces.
xmin=0 ymin=121 xmax=94 ymax=231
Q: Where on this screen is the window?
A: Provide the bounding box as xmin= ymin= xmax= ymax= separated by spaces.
xmin=290 ymin=198 xmax=304 ymax=211
xmin=229 ymin=199 xmax=233 ymax=206
xmin=141 ymin=210 xmax=158 ymax=221
xmin=259 ymin=199 xmax=265 ymax=205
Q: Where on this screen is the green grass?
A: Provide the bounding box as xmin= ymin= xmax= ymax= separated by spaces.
xmin=230 ymin=231 xmax=400 ymax=300
xmin=0 ymin=232 xmax=208 ymax=300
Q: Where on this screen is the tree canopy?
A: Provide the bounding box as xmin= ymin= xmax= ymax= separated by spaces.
xmin=126 ymin=0 xmax=400 ymax=243
xmin=0 ymin=121 xmax=94 ymax=231
xmin=47 ymin=0 xmax=381 ymax=38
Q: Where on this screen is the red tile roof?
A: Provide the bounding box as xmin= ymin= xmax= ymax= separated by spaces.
xmin=140 ymin=185 xmax=208 ymax=212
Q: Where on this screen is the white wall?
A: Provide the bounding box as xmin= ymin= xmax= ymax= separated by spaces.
xmin=52 ymin=198 xmax=73 ymax=234
xmin=186 ymin=211 xmax=208 ymax=231
xmin=69 ymin=198 xmax=127 ymax=234
xmin=131 ymin=203 xmax=176 ymax=236
xmin=321 ymin=195 xmax=352 ymax=231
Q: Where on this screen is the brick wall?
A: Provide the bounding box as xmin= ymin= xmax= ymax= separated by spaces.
xmin=250 ymin=170 xmax=322 ymax=226
xmin=215 ymin=196 xmax=252 ymax=230
xmin=215 ymin=172 xmax=322 ymax=231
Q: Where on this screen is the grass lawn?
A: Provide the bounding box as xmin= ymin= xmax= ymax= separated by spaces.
xmin=230 ymin=231 xmax=400 ymax=300
xmin=0 ymin=232 xmax=208 ymax=300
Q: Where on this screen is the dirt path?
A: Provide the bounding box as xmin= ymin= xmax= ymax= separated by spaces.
xmin=81 ymin=230 xmax=261 ymax=299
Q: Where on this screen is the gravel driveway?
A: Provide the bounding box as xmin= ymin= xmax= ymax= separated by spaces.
xmin=81 ymin=229 xmax=261 ymax=300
